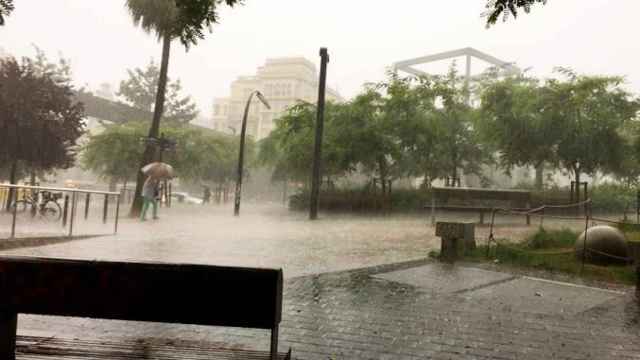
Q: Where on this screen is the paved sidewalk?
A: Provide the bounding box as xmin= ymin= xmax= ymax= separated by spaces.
xmin=17 ymin=260 xmax=639 ymax=359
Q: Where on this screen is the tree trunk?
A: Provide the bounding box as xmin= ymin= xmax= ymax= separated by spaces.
xmin=108 ymin=178 xmax=117 ymax=192
xmin=5 ymin=160 xmax=17 ymax=211
xmin=575 ymin=169 xmax=581 ymax=204
xmin=130 ymin=34 xmax=172 ymax=217
xmin=535 ymin=163 xmax=544 ymax=190
xmin=282 ymin=179 xmax=288 ymax=206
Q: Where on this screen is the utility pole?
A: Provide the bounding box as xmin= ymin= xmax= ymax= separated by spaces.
xmin=310 ymin=48 xmax=329 ymax=220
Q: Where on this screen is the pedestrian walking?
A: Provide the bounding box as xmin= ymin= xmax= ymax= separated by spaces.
xmin=203 ymin=186 xmax=211 ymax=205
xmin=141 ymin=176 xmax=160 ymax=221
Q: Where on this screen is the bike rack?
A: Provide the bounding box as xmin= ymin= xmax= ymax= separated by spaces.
xmin=1 ymin=184 xmax=121 ymax=240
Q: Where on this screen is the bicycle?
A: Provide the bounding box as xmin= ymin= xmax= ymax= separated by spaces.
xmin=11 ymin=190 xmax=63 ymax=222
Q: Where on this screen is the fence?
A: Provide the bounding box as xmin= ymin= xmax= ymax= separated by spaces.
xmin=0 ymin=184 xmax=121 ymax=240
xmin=484 ymin=199 xmax=639 ymax=271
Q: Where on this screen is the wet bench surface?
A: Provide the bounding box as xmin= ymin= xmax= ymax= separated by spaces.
xmin=16 ymin=336 xmax=291 ymax=359
xmin=0 ymin=256 xmax=285 ymax=360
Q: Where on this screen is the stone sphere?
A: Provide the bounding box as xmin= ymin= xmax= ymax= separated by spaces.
xmin=575 ymin=225 xmax=629 ymax=265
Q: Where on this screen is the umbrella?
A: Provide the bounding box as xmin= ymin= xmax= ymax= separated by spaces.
xmin=141 ymin=162 xmax=175 ymax=180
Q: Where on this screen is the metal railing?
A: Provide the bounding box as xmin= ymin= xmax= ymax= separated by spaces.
xmin=0 ymin=184 xmax=121 ymax=239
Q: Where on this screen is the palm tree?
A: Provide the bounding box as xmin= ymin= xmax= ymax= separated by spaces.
xmin=0 ymin=0 xmax=14 ymax=26
xmin=484 ymin=0 xmax=547 ymax=26
xmin=126 ymin=0 xmax=241 ymax=216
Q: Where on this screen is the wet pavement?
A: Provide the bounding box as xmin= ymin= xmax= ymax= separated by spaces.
xmin=2 ymin=204 xmax=638 ymax=359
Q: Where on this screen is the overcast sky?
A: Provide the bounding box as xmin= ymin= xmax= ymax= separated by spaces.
xmin=1 ymin=1 xmax=639 ymax=116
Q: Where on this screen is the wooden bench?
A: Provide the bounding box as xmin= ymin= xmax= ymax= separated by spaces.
xmin=427 ymin=187 xmax=532 ymax=225
xmin=0 ymin=256 xmax=287 ymax=360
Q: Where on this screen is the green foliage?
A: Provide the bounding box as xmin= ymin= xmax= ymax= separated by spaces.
xmin=174 ymin=0 xmax=242 ymax=48
xmin=126 ymin=0 xmax=241 ymax=48
xmin=547 ymin=69 xmax=639 ymax=180
xmin=262 ymin=67 xmax=490 ymax=190
xmin=479 ymin=74 xmax=558 ymax=174
xmin=484 ymin=0 xmax=547 ymax=27
xmin=590 ymin=183 xmax=636 ymax=213
xmin=525 ymin=227 xmax=577 ymax=249
xmin=288 ymin=187 xmax=433 ymax=212
xmin=82 ymin=122 xmax=244 ymax=186
xmin=117 ymin=59 xmax=198 ymax=123
xmin=0 ymin=51 xmax=85 ymax=178
xmin=81 ymin=123 xmax=146 ymax=184
xmin=0 ymin=0 xmax=13 ymax=26
xmin=466 ymin=241 xmax=636 ymax=285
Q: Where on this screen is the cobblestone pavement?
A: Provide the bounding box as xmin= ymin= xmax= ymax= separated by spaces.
xmin=17 ymin=260 xmax=639 ymax=359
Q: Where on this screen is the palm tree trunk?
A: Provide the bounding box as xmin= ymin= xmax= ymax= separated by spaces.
xmin=5 ymin=160 xmax=17 ymax=211
xmin=130 ymin=34 xmax=171 ymax=217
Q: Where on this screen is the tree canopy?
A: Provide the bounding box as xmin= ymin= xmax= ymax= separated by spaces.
xmin=0 ymin=52 xmax=85 ymax=180
xmin=485 ymin=0 xmax=547 ymax=26
xmin=82 ymin=122 xmax=246 ymax=187
xmin=126 ymin=0 xmax=242 ymax=48
xmin=118 ymin=59 xmax=198 ymax=123
xmin=0 ymin=0 xmax=13 ymax=26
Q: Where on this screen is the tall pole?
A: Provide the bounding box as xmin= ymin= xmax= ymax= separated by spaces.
xmin=310 ymin=48 xmax=329 ymax=220
xmin=234 ymin=92 xmax=257 ymax=217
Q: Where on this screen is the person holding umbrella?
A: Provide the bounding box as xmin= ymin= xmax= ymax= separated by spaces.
xmin=141 ymin=176 xmax=160 ymax=221
xmin=140 ymin=162 xmax=174 ymax=221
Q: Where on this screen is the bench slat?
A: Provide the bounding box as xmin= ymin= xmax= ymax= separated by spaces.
xmin=16 ymin=336 xmax=292 ymax=359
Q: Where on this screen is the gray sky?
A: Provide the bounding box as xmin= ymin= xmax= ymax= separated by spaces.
xmin=1 ymin=1 xmax=639 ymax=115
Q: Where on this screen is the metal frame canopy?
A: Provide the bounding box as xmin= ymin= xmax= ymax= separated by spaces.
xmin=392 ymin=47 xmax=520 ymax=81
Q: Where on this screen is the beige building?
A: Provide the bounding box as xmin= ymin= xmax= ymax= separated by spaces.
xmin=212 ymin=57 xmax=343 ymax=140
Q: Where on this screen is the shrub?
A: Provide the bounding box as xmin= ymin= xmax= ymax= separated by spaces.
xmin=526 ymin=228 xmax=578 ymax=249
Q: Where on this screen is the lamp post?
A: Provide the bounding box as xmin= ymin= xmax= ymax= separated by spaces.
xmin=234 ymin=90 xmax=271 ymax=216
xmin=310 ymin=48 xmax=329 ymax=220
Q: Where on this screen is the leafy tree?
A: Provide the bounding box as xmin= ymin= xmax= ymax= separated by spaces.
xmin=543 ymin=69 xmax=640 ymax=200
xmin=118 ymin=59 xmax=198 ymax=123
xmin=485 ymin=0 xmax=547 ymax=26
xmin=408 ymin=65 xmax=488 ymax=187
xmin=126 ymin=0 xmax=241 ymax=216
xmin=0 ymin=54 xmax=85 ymax=208
xmin=0 ymin=0 xmax=13 ymax=26
xmin=261 ymin=102 xmax=350 ymax=186
xmin=339 ymin=88 xmax=401 ymax=192
xmin=81 ymin=123 xmax=146 ymax=190
xmin=478 ymin=74 xmax=559 ymax=189
xmin=82 ymin=122 xmax=243 ymax=191
xmin=610 ymin=120 xmax=640 ymax=188
xmin=377 ymin=74 xmax=443 ymax=188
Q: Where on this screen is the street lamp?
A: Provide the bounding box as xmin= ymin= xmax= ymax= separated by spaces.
xmin=234 ymin=90 xmax=271 ymax=216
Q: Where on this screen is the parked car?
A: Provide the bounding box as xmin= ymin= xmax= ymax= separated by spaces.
xmin=170 ymin=192 xmax=203 ymax=205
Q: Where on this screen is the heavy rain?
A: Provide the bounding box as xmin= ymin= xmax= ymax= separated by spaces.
xmin=1 ymin=1 xmax=639 ymax=359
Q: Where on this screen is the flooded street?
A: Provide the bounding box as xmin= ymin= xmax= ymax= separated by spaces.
xmin=0 ymin=203 xmax=580 ymax=277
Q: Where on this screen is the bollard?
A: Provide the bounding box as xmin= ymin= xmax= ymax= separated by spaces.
xmin=436 ymin=222 xmax=476 ymax=263
xmin=62 ymin=195 xmax=69 ymax=227
xmin=68 ymin=192 xmax=77 ymax=237
xmin=103 ymin=195 xmax=109 ymax=224
xmin=84 ymin=193 xmax=91 ymax=220
xmin=114 ymin=195 xmax=121 ymax=235
xmin=10 ymin=188 xmax=17 ymax=239
xmin=628 ymin=241 xmax=640 ymax=302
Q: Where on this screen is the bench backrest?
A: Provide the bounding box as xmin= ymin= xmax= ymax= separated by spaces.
xmin=0 ymin=256 xmax=283 ymax=330
xmin=432 ymin=187 xmax=531 ymax=207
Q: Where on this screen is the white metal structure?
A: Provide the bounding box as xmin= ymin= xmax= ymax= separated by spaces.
xmin=392 ymin=47 xmax=520 ymax=82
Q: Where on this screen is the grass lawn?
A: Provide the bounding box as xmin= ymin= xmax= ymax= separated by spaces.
xmin=462 ymin=227 xmax=637 ymax=285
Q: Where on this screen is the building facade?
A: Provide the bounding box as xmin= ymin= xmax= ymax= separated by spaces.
xmin=212 ymin=57 xmax=342 ymax=140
